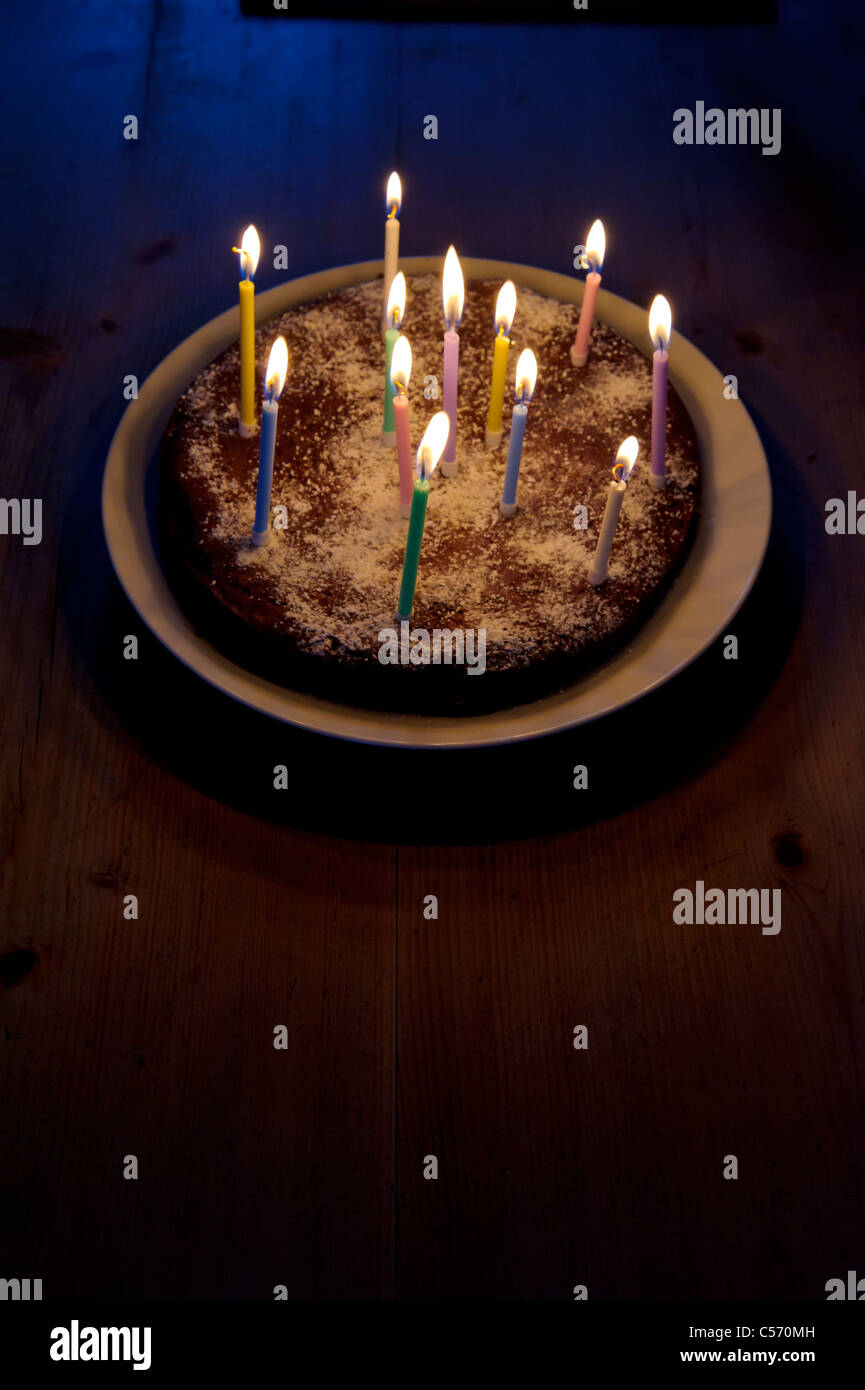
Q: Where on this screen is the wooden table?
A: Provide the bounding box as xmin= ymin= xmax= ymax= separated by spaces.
xmin=1 ymin=0 xmax=862 ymax=1300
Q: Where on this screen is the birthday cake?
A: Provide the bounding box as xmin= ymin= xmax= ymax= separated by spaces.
xmin=159 ymin=273 xmax=701 ymax=714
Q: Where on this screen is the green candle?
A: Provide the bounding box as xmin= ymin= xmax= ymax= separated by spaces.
xmin=382 ymin=272 xmax=406 ymax=443
xmin=383 ymin=327 xmax=398 ymax=436
xmin=396 ymin=478 xmax=430 ymax=620
xmin=395 ymin=410 xmax=450 ymax=621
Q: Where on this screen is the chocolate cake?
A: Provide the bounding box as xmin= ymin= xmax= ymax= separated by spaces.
xmin=159 ymin=274 xmax=700 ymax=714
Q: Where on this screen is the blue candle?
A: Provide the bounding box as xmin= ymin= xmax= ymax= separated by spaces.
xmin=252 ymin=336 xmax=289 ymax=547
xmin=499 ymin=348 xmax=538 ymax=517
xmin=500 ymin=406 xmax=527 ymax=512
xmin=252 ymin=402 xmax=278 ymax=543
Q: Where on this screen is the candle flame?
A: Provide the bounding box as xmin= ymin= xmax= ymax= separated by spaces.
xmin=515 ymin=348 xmax=538 ymax=402
xmin=390 ymin=333 xmax=412 ymax=393
xmin=612 ymin=435 xmax=639 ymax=483
xmin=386 ymin=271 xmax=407 ymax=329
xmin=416 ymin=410 xmax=450 ymax=482
xmin=442 ymin=246 xmax=464 ymax=329
xmin=649 ymin=294 xmax=672 ymax=351
xmin=265 ymin=335 xmax=289 ymax=402
xmin=584 ymin=218 xmax=605 ymax=274
xmin=494 ymin=280 xmax=517 ymax=335
xmin=386 ymin=171 xmax=402 ymax=217
xmin=234 ymin=224 xmax=261 ymax=279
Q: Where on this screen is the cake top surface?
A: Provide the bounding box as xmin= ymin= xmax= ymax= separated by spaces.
xmin=164 ymin=274 xmax=700 ymax=672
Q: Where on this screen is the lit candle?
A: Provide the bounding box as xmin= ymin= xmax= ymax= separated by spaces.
xmin=588 ymin=436 xmax=639 ymax=585
xmin=382 ymin=171 xmax=401 ymax=329
xmin=390 ymin=334 xmax=413 ymax=518
xmin=499 ymin=349 xmax=538 ymax=517
xmin=649 ymin=294 xmax=672 ymax=489
xmin=251 ymin=336 xmax=289 ymax=547
xmin=485 ymin=281 xmax=517 ymax=448
xmin=440 ymin=245 xmax=464 ymax=477
xmin=232 ymin=224 xmax=261 ymax=437
xmin=382 ymin=272 xmax=406 ymax=445
xmin=396 ymin=411 xmax=450 ymax=621
xmin=571 ymin=218 xmax=605 ymax=368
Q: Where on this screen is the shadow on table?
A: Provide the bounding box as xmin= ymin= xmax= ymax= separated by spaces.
xmin=76 ymin=409 xmax=799 ymax=845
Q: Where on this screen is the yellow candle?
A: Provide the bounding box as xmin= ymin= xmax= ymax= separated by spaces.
xmin=233 ymin=224 xmax=261 ymax=438
xmin=487 ymin=335 xmax=510 ymax=435
xmin=485 ymin=281 xmax=517 ymax=449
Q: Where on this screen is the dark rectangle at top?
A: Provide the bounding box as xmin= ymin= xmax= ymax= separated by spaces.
xmin=242 ymin=1 xmax=777 ymax=23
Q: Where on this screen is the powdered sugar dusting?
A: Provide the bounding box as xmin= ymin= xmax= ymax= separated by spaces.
xmin=164 ymin=275 xmax=700 ymax=675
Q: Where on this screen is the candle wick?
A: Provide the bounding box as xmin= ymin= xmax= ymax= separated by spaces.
xmin=233 ymin=246 xmax=251 ymax=280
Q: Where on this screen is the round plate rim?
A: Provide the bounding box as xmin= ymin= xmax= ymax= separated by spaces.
xmin=101 ymin=256 xmax=772 ymax=750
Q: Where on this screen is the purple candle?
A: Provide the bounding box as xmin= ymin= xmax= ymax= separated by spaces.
xmin=440 ymin=246 xmax=464 ymax=476
xmin=649 ymin=295 xmax=672 ymax=489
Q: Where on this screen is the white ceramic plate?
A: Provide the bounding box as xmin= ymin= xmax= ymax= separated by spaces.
xmin=101 ymin=257 xmax=771 ymax=749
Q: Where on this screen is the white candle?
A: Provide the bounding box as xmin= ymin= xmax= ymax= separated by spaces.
xmin=588 ymin=436 xmax=639 ymax=585
xmin=649 ymin=294 xmax=672 ymax=489
xmin=383 ymin=171 xmax=401 ymax=329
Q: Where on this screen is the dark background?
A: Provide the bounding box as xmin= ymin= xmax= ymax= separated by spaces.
xmin=0 ymin=0 xmax=863 ymax=1299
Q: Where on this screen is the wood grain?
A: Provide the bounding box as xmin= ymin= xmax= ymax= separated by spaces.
xmin=1 ymin=0 xmax=863 ymax=1299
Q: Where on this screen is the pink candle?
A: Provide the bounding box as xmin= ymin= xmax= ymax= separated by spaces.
xmin=648 ymin=294 xmax=672 ymax=489
xmin=394 ymin=394 xmax=412 ymax=517
xmin=572 ymin=272 xmax=600 ymax=366
xmin=440 ymin=246 xmax=464 ymax=477
xmin=570 ymin=218 xmax=606 ymax=368
xmin=389 ymin=332 xmax=413 ymax=517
